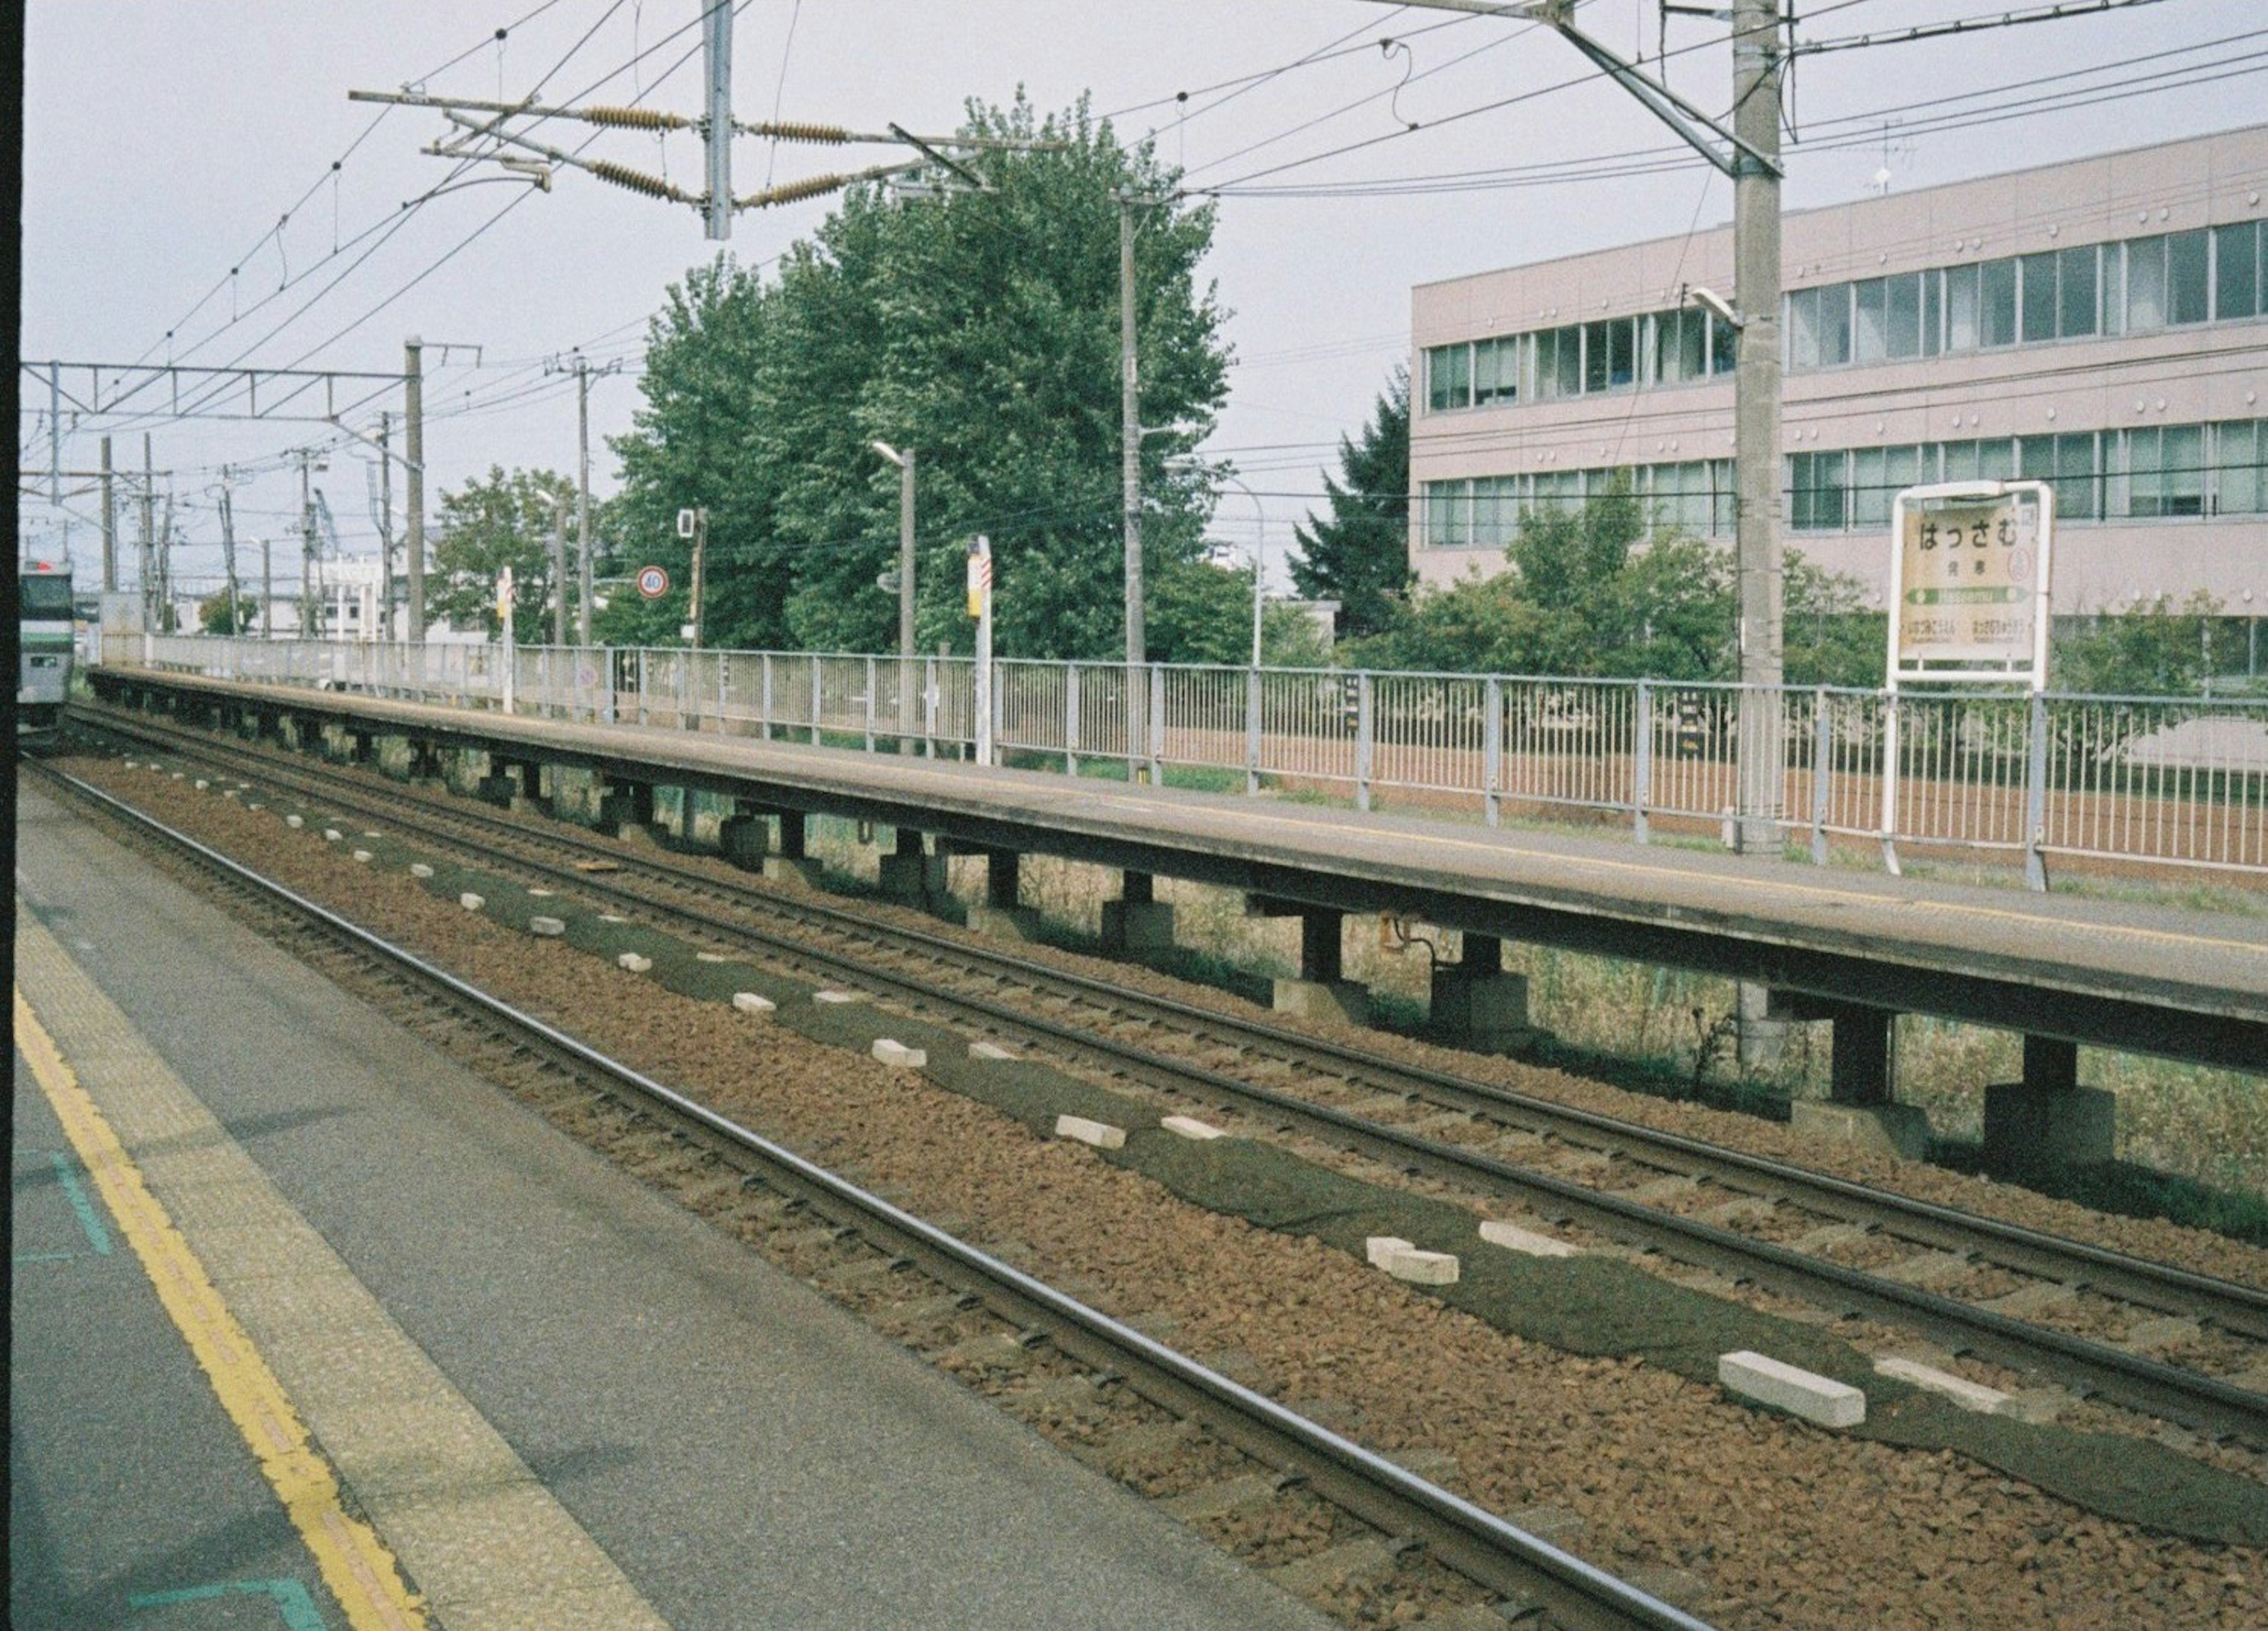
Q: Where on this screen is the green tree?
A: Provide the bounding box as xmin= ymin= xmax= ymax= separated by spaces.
xmin=430 ymin=465 xmax=574 ymax=643
xmin=2053 ymin=593 xmax=2223 ymax=696
xmin=1289 ymin=369 xmax=1410 ymax=638
xmin=610 ymin=94 xmax=1230 ymax=662
xmin=1783 ymin=552 xmax=1885 ymax=689
xmin=198 ymin=588 xmax=259 ymax=635
xmin=1347 ymin=484 xmax=1735 ymax=679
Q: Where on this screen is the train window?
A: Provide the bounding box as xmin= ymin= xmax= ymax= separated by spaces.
xmin=21 ymin=575 xmax=74 ymax=617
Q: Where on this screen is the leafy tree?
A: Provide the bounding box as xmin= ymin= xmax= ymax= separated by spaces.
xmin=1346 ymin=483 xmax=1735 ymax=679
xmin=2052 ymin=593 xmax=2223 ymax=696
xmin=1783 ymin=552 xmax=1885 ymax=689
xmin=430 ymin=465 xmax=574 ymax=642
xmin=610 ymin=94 xmax=1230 ymax=662
xmin=1289 ymin=369 xmax=1411 ymax=638
xmin=198 ymin=588 xmax=259 ymax=635
xmin=1144 ymin=555 xmax=1336 ymax=668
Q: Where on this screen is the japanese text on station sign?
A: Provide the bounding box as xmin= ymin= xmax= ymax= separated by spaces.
xmin=1894 ymin=496 xmax=2041 ymax=674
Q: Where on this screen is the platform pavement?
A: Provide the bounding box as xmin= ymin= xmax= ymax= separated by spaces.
xmin=10 ymin=780 xmax=1335 ymax=1631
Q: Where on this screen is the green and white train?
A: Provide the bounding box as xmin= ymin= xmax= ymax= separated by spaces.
xmin=17 ymin=559 xmax=76 ymax=748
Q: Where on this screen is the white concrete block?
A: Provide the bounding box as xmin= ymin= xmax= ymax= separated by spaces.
xmin=409 ymin=863 xmax=434 ymax=879
xmin=245 ymin=802 xmax=263 ymax=812
xmin=732 ymin=992 xmax=777 ymax=1017
xmin=285 ymin=814 xmax=304 ymax=829
xmin=813 ymin=989 xmax=863 ymax=1005
xmin=1718 ymin=1350 xmax=1866 ymax=1428
xmin=871 ymin=1038 xmax=928 ymax=1068
xmin=969 ymin=1040 xmax=1018 ymax=1060
xmin=1055 ymin=1115 xmax=1127 ymax=1150
xmin=528 ymin=916 xmax=566 ymax=937
xmin=352 ymin=849 xmax=374 ymax=864
xmin=459 ymin=893 xmax=485 ymax=911
xmin=528 ymin=887 xmax=553 ymax=897
xmin=1873 ymin=1356 xmax=2014 ymax=1416
xmin=599 ymin=913 xmax=630 ymax=924
xmin=1161 ymin=1115 xmax=1226 ymax=1141
xmin=322 ymin=829 xmax=343 ymax=842
xmin=1380 ymin=1248 xmax=1461 ymax=1286
xmin=170 ymin=771 xmax=185 ymax=780
xmin=223 ymin=789 xmax=241 ymax=799
xmin=617 ymin=952 xmax=654 ymax=974
xmin=1480 ymin=1220 xmax=1582 ymax=1259
xmin=1366 ymin=1236 xmax=1415 ymax=1267
xmin=363 ymin=831 xmax=383 ymax=839
xmin=696 ymin=951 xmax=731 ymax=963
xmin=193 ymin=778 xmax=210 ymax=790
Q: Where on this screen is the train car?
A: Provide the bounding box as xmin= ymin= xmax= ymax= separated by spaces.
xmin=17 ymin=559 xmax=76 ymax=750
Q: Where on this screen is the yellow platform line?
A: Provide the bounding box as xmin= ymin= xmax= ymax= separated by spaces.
xmin=14 ymin=989 xmax=429 ymax=1631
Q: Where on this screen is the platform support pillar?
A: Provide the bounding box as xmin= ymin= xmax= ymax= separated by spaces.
xmin=1430 ymin=933 xmax=1534 ymax=1056
xmin=761 ymin=810 xmax=826 ymax=887
xmin=1100 ymin=870 xmax=1177 ymax=957
xmin=878 ymin=828 xmax=945 ymax=904
xmin=967 ymin=848 xmax=1042 ymax=942
xmin=719 ymin=799 xmax=771 ymax=870
xmin=1248 ymin=898 xmax=1369 ymax=1027
xmin=1984 ymin=1037 xmax=2116 ymax=1176
xmin=1785 ymin=999 xmax=1930 ymax=1159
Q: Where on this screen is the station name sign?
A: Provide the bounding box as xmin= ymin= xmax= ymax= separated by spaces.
xmin=1886 ymin=480 xmax=2055 ymax=691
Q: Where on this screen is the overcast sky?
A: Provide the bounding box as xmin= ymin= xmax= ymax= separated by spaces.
xmin=22 ymin=0 xmax=2268 ymax=593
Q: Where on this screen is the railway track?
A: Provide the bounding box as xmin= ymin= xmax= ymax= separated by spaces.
xmin=69 ymin=708 xmax=2268 ymax=1448
xmin=32 ymin=757 xmax=1713 ymax=1631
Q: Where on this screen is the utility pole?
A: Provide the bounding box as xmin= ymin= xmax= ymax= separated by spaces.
xmin=139 ymin=434 xmax=155 ymax=627
xmin=549 ymin=493 xmax=570 ymax=647
xmin=1731 ymin=0 xmax=1787 ymax=856
xmin=373 ymin=412 xmax=396 ymax=641
xmin=872 ymin=440 xmax=917 ymax=747
xmin=687 ymin=507 xmax=709 ymax=650
xmin=703 ymin=0 xmax=733 ymax=241
xmin=99 ymin=435 xmax=116 ymax=591
xmin=405 ymin=336 xmax=426 ymax=640
xmin=299 ymin=451 xmax=318 ymax=638
xmin=1120 ymin=193 xmax=1146 ymax=774
xmin=262 ymin=539 xmax=273 ymax=639
xmin=157 ymin=493 xmax=174 ymax=631
xmin=550 ymin=351 xmax=623 ymax=644
xmin=219 ymin=476 xmax=239 ymax=634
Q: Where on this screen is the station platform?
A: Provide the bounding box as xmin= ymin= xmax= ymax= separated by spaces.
xmin=9 ymin=781 xmax=1334 ymax=1631
xmin=83 ymin=670 xmax=2268 ymax=1078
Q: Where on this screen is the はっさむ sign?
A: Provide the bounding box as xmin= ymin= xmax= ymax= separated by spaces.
xmin=1886 ymin=481 xmax=2054 ymax=691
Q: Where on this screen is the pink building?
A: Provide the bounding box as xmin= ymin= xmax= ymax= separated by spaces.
xmin=1409 ymin=126 xmax=2268 ymax=622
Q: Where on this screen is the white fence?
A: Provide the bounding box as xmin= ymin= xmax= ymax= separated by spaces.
xmin=108 ymin=633 xmax=2268 ymax=887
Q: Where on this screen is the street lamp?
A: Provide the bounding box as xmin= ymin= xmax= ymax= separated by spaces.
xmin=1171 ymin=458 xmax=1267 ymax=669
xmin=873 ymin=440 xmax=917 ymax=748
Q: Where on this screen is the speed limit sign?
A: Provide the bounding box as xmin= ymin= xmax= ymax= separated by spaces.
xmin=636 ymin=565 xmax=670 ymax=600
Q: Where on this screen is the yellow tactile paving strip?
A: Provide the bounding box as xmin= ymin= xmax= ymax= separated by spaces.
xmin=14 ymin=905 xmax=675 ymax=1631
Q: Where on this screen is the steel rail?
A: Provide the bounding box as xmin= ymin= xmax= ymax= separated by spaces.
xmin=72 ymin=712 xmax=2268 ymax=1441
xmin=35 ymin=761 xmax=1709 ymax=1631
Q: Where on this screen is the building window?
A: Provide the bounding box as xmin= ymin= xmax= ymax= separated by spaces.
xmin=1473 ymin=476 xmax=1519 ymax=548
xmin=1658 ymin=307 xmax=1709 ymax=383
xmin=1426 ymin=344 xmax=1471 ymax=412
xmin=2215 ymin=220 xmax=2262 ymax=321
xmin=2122 ymin=425 xmax=2206 ymax=517
xmin=2169 ymin=228 xmax=2211 ymax=325
xmin=1423 ymin=478 xmax=1471 ymax=546
xmin=1474 ymin=336 xmax=1519 ymax=406
xmin=2058 ymin=246 xmax=2100 ymax=338
xmin=1789 ymin=450 xmax=1849 ymax=531
xmin=1945 ymin=263 xmax=1980 ymax=351
xmin=2018 ymin=432 xmax=2100 ymax=522
xmin=2217 ymin=419 xmax=2263 ymax=514
xmin=1981 ymin=258 xmax=2019 ymax=347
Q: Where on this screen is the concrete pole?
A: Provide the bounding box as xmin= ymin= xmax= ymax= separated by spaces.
xmin=405 ymin=336 xmax=426 ymax=641
xmin=99 ymin=435 xmax=116 ymax=591
xmin=139 ymin=434 xmax=155 ymax=626
xmin=1732 ymin=0 xmax=1786 ymax=856
xmin=576 ymin=359 xmax=594 ymax=644
xmin=262 ymin=539 xmax=272 ymax=638
xmin=897 ymin=447 xmax=917 ymax=746
xmin=374 ymin=414 xmax=396 ymax=642
xmin=219 ymin=484 xmax=238 ymax=633
xmin=702 ymin=1 xmax=733 ymax=241
xmin=300 ymin=452 xmax=318 ymax=637
xmin=550 ymin=493 xmax=569 ymax=647
xmin=1120 ymin=195 xmax=1146 ymax=773
xmin=688 ymin=507 xmax=708 ymax=650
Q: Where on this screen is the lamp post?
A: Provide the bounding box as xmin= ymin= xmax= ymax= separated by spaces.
xmin=1219 ymin=473 xmax=1267 ymax=670
xmin=873 ymin=440 xmax=918 ymax=748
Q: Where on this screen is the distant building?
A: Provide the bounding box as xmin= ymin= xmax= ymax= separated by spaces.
xmin=1409 ymin=126 xmax=2268 ymax=618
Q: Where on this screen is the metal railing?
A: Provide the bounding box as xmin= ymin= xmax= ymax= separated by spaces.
xmin=110 ymin=633 xmax=2268 ymax=887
